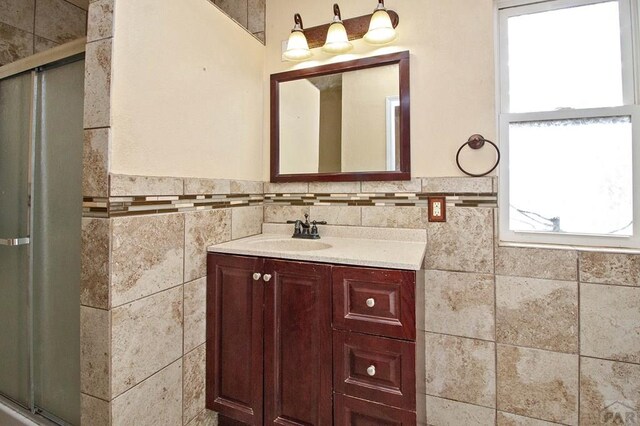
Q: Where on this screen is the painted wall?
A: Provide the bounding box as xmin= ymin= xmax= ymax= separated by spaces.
xmin=265 ymin=0 xmax=498 ymax=178
xmin=279 ymin=78 xmax=320 ymax=174
xmin=110 ymin=0 xmax=265 ymax=181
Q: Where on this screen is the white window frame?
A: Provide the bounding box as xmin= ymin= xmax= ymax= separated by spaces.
xmin=497 ymin=0 xmax=640 ymax=249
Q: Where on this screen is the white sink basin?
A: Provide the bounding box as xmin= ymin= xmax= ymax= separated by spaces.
xmin=248 ymin=238 xmax=332 ymax=252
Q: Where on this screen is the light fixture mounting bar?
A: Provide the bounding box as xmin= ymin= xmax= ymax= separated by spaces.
xmin=304 ymin=10 xmax=399 ymax=49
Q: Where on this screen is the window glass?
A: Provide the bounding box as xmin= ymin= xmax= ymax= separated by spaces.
xmin=507 ymin=1 xmax=624 ymax=112
xmin=508 ymin=116 xmax=633 ymax=236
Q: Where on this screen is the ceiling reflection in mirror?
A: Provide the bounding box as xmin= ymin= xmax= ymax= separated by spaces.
xmin=279 ymin=64 xmax=400 ymax=175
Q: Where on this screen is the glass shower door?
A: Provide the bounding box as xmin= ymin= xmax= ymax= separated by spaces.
xmin=0 ymin=72 xmax=34 ymax=409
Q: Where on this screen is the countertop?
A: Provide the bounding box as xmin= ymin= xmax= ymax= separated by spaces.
xmin=207 ymin=224 xmax=426 ymax=271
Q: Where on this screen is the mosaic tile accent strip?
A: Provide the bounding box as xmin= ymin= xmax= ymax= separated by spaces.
xmin=84 ymin=190 xmax=497 ymax=218
xmin=264 ymin=192 xmax=498 ymax=208
xmin=83 ymin=194 xmax=264 ymax=218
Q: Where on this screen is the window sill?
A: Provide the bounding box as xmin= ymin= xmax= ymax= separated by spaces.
xmin=497 ymin=240 xmax=640 ymax=255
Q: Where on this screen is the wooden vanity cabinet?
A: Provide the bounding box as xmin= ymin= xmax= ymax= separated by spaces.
xmin=206 ymin=253 xmax=418 ymax=425
xmin=207 ymin=254 xmax=333 ymax=425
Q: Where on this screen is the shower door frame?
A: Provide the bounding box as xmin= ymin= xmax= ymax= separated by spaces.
xmin=0 ymin=39 xmax=86 ymax=426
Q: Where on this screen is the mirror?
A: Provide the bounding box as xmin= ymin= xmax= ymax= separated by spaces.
xmin=270 ymin=51 xmax=410 ymax=182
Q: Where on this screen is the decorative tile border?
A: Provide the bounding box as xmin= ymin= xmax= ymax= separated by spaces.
xmin=83 ymin=194 xmax=264 ymax=218
xmin=264 ymin=192 xmax=498 ymax=208
xmin=83 ymin=191 xmax=497 ymax=218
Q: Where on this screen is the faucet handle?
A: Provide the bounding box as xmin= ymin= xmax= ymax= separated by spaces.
xmin=312 ymin=220 xmax=327 ymax=225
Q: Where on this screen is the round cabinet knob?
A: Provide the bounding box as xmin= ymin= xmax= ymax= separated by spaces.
xmin=366 ymin=298 xmax=375 ymax=308
xmin=366 ymin=365 xmax=376 ymax=376
xmin=252 ymin=273 xmax=261 ymax=281
xmin=263 ymin=274 xmax=272 ymax=282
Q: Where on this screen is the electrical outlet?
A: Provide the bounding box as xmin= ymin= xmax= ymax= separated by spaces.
xmin=428 ymin=197 xmax=446 ymax=222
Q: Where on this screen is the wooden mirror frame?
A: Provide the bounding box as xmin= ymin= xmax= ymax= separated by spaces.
xmin=270 ymin=51 xmax=410 ymax=182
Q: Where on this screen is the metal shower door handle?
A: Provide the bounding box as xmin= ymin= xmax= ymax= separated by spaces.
xmin=0 ymin=237 xmax=30 ymax=246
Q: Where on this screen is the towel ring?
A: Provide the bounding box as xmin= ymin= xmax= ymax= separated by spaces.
xmin=456 ymin=134 xmax=500 ymax=177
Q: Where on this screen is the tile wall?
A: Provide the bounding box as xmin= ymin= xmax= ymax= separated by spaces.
xmin=213 ymin=0 xmax=265 ymax=43
xmin=80 ymin=175 xmax=264 ymax=426
xmin=0 ymin=0 xmax=88 ymax=66
xmin=263 ymin=178 xmax=640 ymax=426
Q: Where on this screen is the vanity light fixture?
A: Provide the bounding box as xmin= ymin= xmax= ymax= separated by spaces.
xmin=364 ymin=0 xmax=398 ymax=45
xmin=282 ymin=2 xmax=399 ymax=62
xmin=322 ymin=4 xmax=353 ymax=54
xmin=283 ymin=13 xmax=313 ymax=61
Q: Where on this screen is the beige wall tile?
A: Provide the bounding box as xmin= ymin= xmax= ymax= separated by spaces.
xmin=495 ymin=245 xmax=577 ymax=281
xmin=579 ymin=252 xmax=640 ymax=287
xmin=185 ymin=209 xmax=232 ymax=281
xmin=362 ymin=206 xmax=427 ymax=229
xmin=231 ymin=205 xmax=263 ymax=240
xmin=425 ymin=270 xmax=494 ymax=340
xmin=422 ymin=177 xmax=493 ymax=194
xmin=66 ymin=0 xmax=89 ymax=9
xmin=35 ymin=0 xmax=86 ymax=43
xmin=186 ymin=410 xmax=218 ymax=426
xmin=264 ymin=205 xmax=310 ymax=223
xmin=183 ymin=344 xmax=206 ymax=425
xmin=80 ymin=306 xmax=110 ymax=400
xmin=253 ymin=31 xmax=265 ymax=43
xmin=184 ymin=278 xmax=206 ymax=354
xmin=580 ymin=283 xmax=640 ymax=364
xmin=81 ymin=218 xmax=110 ymax=309
xmin=87 ymin=0 xmax=113 ymax=42
xmin=497 ymin=345 xmax=579 ymax=425
xmin=184 ymin=178 xmax=231 ymax=195
xmin=425 ymin=333 xmax=496 ymax=408
xmin=81 ymin=393 xmax=110 ymax=426
xmin=580 ymin=357 xmax=640 ymax=425
xmin=264 ymin=182 xmax=308 ymax=194
xmin=0 ymin=22 xmax=33 ymax=66
xmin=496 ymin=412 xmax=558 ymax=425
xmin=112 ymin=360 xmax=182 ymax=426
xmin=111 ymin=214 xmax=184 ymax=307
xmin=230 ymin=179 xmax=263 ymax=194
xmin=111 ymin=287 xmax=183 ymax=397
xmin=215 ymin=0 xmax=248 ymax=27
xmin=496 ymin=276 xmax=578 ymax=353
xmin=83 ymin=128 xmax=109 ymax=197
xmin=310 ymin=206 xmax=361 ymax=227
xmin=426 ymin=395 xmax=495 ymax=425
xmin=426 ymin=207 xmax=494 ymax=273
xmin=110 ymin=174 xmax=184 ymax=196
xmin=247 ymin=0 xmax=264 ymax=34
xmin=84 ymin=38 xmax=111 ymax=128
xmin=0 ymin=0 xmax=35 ymax=32
xmin=308 ymin=182 xmax=361 ymax=193
xmin=34 ymin=35 xmax=57 ymax=52
xmin=361 ymin=179 xmax=422 ymax=193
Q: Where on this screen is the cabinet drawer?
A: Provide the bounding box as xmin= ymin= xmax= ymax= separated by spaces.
xmin=334 ymin=394 xmax=416 ymax=426
xmin=334 ymin=331 xmax=415 ymax=411
xmin=333 ymin=267 xmax=416 ymax=340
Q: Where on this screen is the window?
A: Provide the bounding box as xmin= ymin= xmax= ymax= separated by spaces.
xmin=498 ymin=0 xmax=640 ymax=249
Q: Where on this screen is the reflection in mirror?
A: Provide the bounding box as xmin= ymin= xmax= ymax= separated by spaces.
xmin=279 ymin=64 xmax=400 ymax=175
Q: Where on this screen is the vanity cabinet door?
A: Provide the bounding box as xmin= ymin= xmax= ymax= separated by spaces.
xmin=263 ymin=259 xmax=333 ymax=426
xmin=206 ymin=254 xmax=265 ymax=425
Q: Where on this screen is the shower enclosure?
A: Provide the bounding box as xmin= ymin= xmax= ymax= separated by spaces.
xmin=0 ymin=52 xmax=84 ymax=425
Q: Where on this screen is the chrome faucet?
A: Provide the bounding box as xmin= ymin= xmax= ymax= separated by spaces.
xmin=286 ymin=214 xmax=327 ymax=239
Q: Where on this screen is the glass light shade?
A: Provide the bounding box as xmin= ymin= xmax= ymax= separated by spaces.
xmin=364 ymin=9 xmax=397 ymax=45
xmin=322 ymin=21 xmax=353 ymax=54
xmin=284 ymin=30 xmax=312 ymax=61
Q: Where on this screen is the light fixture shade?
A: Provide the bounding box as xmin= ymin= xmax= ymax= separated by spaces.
xmin=322 ymin=21 xmax=353 ymax=54
xmin=364 ymin=9 xmax=397 ymax=45
xmin=284 ymin=30 xmax=312 ymax=61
